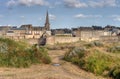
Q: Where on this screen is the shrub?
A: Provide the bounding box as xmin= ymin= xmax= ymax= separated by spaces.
xmin=63 ymin=47 xmax=86 ymax=67
xmin=38 ymin=47 xmax=51 ymax=64
xmin=85 ymin=53 xmax=109 ymax=75
xmin=0 ymin=38 xmax=51 ymax=68
xmin=71 ymin=57 xmax=85 ymax=67
xmin=109 ymin=66 xmax=120 ymax=79
xmin=107 ymin=46 xmax=120 ymax=53
xmin=64 ymin=47 xmax=86 ymax=59
xmin=85 ymin=41 xmax=103 ymax=48
xmin=63 ymin=47 xmax=119 ymax=77
xmin=63 ymin=40 xmax=120 ymax=79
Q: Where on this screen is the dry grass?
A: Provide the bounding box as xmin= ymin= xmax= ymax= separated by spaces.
xmin=0 ymin=49 xmax=107 ymax=79
xmin=0 ymin=40 xmax=119 ymax=79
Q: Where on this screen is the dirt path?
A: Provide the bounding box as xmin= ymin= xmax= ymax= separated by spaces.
xmin=0 ymin=49 xmax=108 ymax=79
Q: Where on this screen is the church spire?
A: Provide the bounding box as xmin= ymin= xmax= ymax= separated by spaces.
xmin=46 ymin=11 xmax=49 ymax=24
xmin=44 ymin=11 xmax=50 ymax=31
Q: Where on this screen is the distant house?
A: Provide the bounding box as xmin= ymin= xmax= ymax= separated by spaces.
xmin=51 ymin=28 xmax=72 ymax=37
xmin=72 ymin=26 xmax=93 ymax=37
xmin=0 ymin=26 xmax=11 ymax=36
xmin=72 ymin=26 xmax=105 ymax=41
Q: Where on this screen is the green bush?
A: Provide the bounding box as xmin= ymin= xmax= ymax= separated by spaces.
xmin=85 ymin=41 xmax=103 ymax=48
xmin=85 ymin=54 xmax=109 ymax=75
xmin=38 ymin=47 xmax=51 ymax=64
xmin=109 ymin=66 xmax=120 ymax=79
xmin=0 ymin=38 xmax=51 ymax=68
xmin=63 ymin=47 xmax=120 ymax=77
xmin=107 ymin=46 xmax=120 ymax=53
xmin=63 ymin=41 xmax=120 ymax=79
xmin=71 ymin=57 xmax=85 ymax=67
xmin=63 ymin=47 xmax=86 ymax=67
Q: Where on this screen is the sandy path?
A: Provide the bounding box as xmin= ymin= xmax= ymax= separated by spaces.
xmin=0 ymin=49 xmax=108 ymax=79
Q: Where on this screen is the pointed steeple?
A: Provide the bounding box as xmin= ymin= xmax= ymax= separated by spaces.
xmin=46 ymin=11 xmax=49 ymax=24
xmin=44 ymin=11 xmax=50 ymax=31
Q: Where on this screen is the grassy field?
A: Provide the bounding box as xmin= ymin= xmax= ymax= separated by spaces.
xmin=0 ymin=38 xmax=119 ymax=79
xmin=0 ymin=38 xmax=51 ymax=68
xmin=63 ymin=41 xmax=120 ymax=79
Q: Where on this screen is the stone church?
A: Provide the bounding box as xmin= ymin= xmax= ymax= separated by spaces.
xmin=0 ymin=11 xmax=51 ymax=40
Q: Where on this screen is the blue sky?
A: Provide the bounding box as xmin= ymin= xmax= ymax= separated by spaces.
xmin=0 ymin=0 xmax=120 ymax=29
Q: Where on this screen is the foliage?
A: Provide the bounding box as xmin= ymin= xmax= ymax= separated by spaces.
xmin=0 ymin=38 xmax=51 ymax=68
xmin=64 ymin=47 xmax=86 ymax=67
xmin=85 ymin=51 xmax=111 ymax=75
xmin=85 ymin=41 xmax=103 ymax=48
xmin=109 ymin=66 xmax=120 ymax=79
xmin=63 ymin=43 xmax=120 ymax=79
xmin=107 ymin=46 xmax=120 ymax=53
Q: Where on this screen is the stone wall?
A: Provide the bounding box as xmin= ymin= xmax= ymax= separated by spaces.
xmin=20 ymin=36 xmax=80 ymax=45
xmin=80 ymin=30 xmax=113 ymax=42
xmin=100 ymin=36 xmax=119 ymax=42
xmin=46 ymin=36 xmax=55 ymax=45
xmin=47 ymin=36 xmax=80 ymax=45
xmin=3 ymin=36 xmax=119 ymax=45
xmin=2 ymin=33 xmax=120 ymax=45
xmin=26 ymin=39 xmax=39 ymax=45
xmin=15 ymin=36 xmax=119 ymax=45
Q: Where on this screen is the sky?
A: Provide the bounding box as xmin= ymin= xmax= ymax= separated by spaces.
xmin=0 ymin=0 xmax=120 ymax=29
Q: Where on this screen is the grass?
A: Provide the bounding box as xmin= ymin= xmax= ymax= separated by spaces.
xmin=63 ymin=41 xmax=120 ymax=79
xmin=64 ymin=47 xmax=86 ymax=68
xmin=85 ymin=51 xmax=112 ymax=75
xmin=0 ymin=38 xmax=51 ymax=68
xmin=107 ymin=46 xmax=120 ymax=53
xmin=109 ymin=65 xmax=120 ymax=79
xmin=85 ymin=41 xmax=103 ymax=48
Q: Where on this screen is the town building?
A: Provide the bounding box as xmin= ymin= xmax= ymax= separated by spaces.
xmin=0 ymin=11 xmax=51 ymax=40
xmin=0 ymin=12 xmax=120 ymax=45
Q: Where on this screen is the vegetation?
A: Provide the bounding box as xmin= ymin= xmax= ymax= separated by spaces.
xmin=64 ymin=47 xmax=86 ymax=67
xmin=63 ymin=42 xmax=120 ymax=79
xmin=85 ymin=51 xmax=112 ymax=75
xmin=107 ymin=46 xmax=120 ymax=53
xmin=0 ymin=38 xmax=51 ymax=68
xmin=85 ymin=41 xmax=103 ymax=48
xmin=109 ymin=65 xmax=120 ymax=79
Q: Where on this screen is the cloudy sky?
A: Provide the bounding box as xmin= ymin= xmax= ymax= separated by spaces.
xmin=0 ymin=0 xmax=120 ymax=28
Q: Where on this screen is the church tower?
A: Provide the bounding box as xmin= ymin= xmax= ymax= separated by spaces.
xmin=44 ymin=11 xmax=50 ymax=31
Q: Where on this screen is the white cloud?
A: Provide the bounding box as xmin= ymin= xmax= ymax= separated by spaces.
xmin=54 ymin=2 xmax=62 ymax=6
xmin=49 ymin=1 xmax=62 ymax=8
xmin=74 ymin=14 xmax=87 ymax=18
xmin=18 ymin=0 xmax=49 ymax=6
xmin=111 ymin=15 xmax=120 ymax=17
xmin=6 ymin=0 xmax=118 ymax=8
xmin=49 ymin=14 xmax=56 ymax=20
xmin=111 ymin=15 xmax=120 ymax=21
xmin=64 ymin=0 xmax=87 ymax=8
xmin=7 ymin=0 xmax=49 ymax=7
xmin=20 ymin=16 xmax=25 ymax=18
xmin=7 ymin=0 xmax=17 ymax=6
xmin=114 ymin=17 xmax=120 ymax=21
xmin=64 ymin=0 xmax=118 ymax=8
xmin=105 ymin=0 xmax=117 ymax=6
xmin=74 ymin=14 xmax=102 ymax=19
xmin=88 ymin=0 xmax=117 ymax=8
